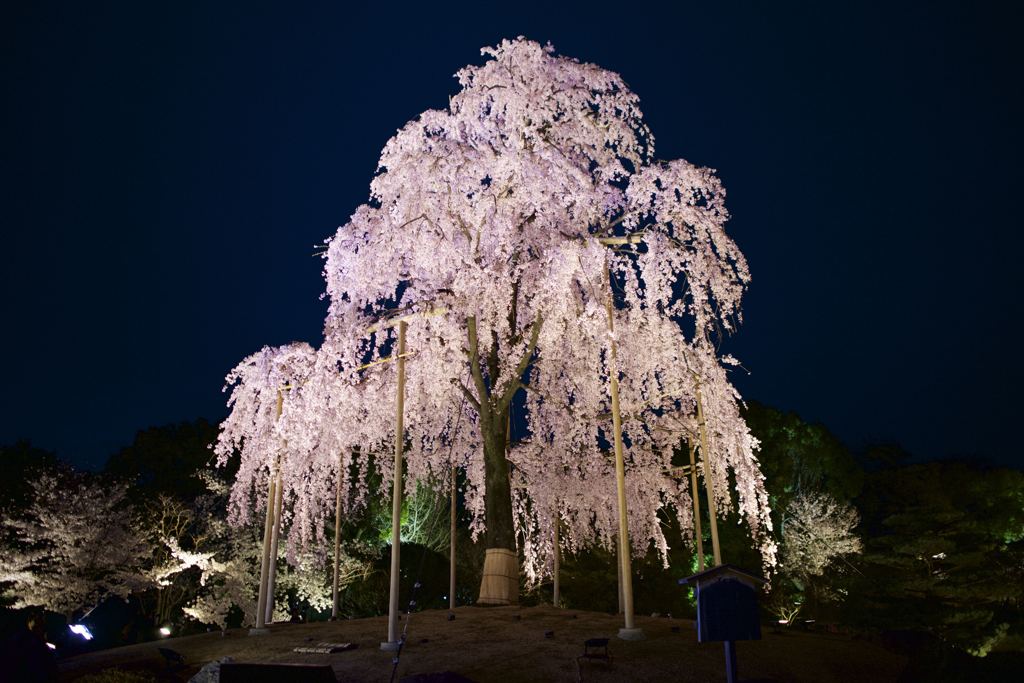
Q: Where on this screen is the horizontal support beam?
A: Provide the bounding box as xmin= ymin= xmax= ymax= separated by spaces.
xmin=356 ymin=351 xmax=417 ymax=372
xmin=597 ymin=232 xmax=644 ymax=246
xmin=365 ymin=307 xmax=448 ymax=334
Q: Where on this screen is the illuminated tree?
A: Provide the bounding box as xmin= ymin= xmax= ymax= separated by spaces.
xmin=220 ymin=38 xmax=775 ymax=606
xmin=781 ymin=491 xmax=862 ymax=583
xmin=770 ymin=490 xmax=861 ymax=623
xmin=213 ymin=342 xmax=318 ymax=528
xmin=139 ymin=494 xmax=218 ymax=626
xmin=179 ymin=471 xmax=371 ymax=629
xmin=0 ymin=473 xmax=149 ymax=618
xmin=179 ymin=526 xmax=260 ymax=630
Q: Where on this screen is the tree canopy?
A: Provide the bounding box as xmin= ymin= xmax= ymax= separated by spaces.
xmin=218 ymin=38 xmax=778 ymax=604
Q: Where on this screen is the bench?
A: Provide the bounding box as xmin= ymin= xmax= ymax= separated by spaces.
xmin=576 ymin=637 xmax=612 ymax=682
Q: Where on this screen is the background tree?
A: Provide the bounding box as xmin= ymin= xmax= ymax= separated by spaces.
xmin=707 ymin=404 xmax=861 ymax=579
xmin=173 ymin=470 xmax=261 ymax=631
xmin=105 ymin=419 xmax=220 ymax=502
xmin=0 ymin=440 xmax=62 ymax=512
xmin=137 ymin=487 xmax=228 ymax=628
xmin=0 ymin=472 xmax=149 ymax=619
xmin=179 ymin=528 xmax=260 ymax=631
xmin=743 ymin=401 xmax=864 ymax=505
xmin=846 ymin=460 xmax=1024 ymax=655
xmin=768 ymin=490 xmax=862 ymax=622
xmin=373 ymin=482 xmax=452 ymax=555
xmin=781 ymin=491 xmax=862 ymax=585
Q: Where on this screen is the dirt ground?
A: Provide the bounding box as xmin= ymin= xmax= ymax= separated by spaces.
xmin=58 ymin=606 xmax=908 ymax=682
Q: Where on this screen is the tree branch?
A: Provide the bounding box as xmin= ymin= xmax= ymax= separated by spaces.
xmin=488 ymin=329 xmax=500 ymax=385
xmin=498 ymin=311 xmax=543 ymax=408
xmin=508 ymin=276 xmax=521 ymax=341
xmin=396 ymin=214 xmax=428 ymax=231
xmin=466 ymin=316 xmax=490 ymax=409
xmin=455 ymin=381 xmax=481 ymax=411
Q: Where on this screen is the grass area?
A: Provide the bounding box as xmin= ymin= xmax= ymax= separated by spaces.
xmin=59 ymin=606 xmax=907 ymax=682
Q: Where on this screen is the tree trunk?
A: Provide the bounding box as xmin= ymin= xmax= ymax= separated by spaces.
xmin=477 ymin=404 xmax=518 ymax=605
xmin=482 ymin=410 xmax=514 ymax=550
xmin=464 ymin=312 xmax=541 ymax=606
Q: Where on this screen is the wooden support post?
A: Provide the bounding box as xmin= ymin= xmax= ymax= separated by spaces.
xmin=253 ymin=470 xmax=276 ymax=632
xmin=616 ymin=534 xmax=624 ymax=615
xmin=331 ymin=451 xmax=343 ymax=620
xmin=382 ymin=321 xmax=407 ymax=651
xmin=265 ymin=469 xmax=284 ymax=624
xmin=449 ymin=460 xmax=457 ymax=612
xmin=251 ymin=390 xmax=283 ymax=634
xmin=552 ymin=510 xmax=560 ymax=608
xmin=695 ymin=381 xmax=722 ymax=566
xmin=688 ymin=442 xmax=706 ymax=572
xmin=605 ymin=278 xmax=643 ymax=640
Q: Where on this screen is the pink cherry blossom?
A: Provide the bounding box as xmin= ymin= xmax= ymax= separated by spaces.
xmin=217 ymin=38 xmax=776 ymax=591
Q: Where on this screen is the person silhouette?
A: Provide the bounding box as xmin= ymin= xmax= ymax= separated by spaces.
xmin=1 ymin=610 xmax=58 ymax=683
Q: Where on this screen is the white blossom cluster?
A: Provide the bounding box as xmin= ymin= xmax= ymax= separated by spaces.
xmin=0 ymin=474 xmax=149 ymax=615
xmin=781 ymin=491 xmax=862 ymax=580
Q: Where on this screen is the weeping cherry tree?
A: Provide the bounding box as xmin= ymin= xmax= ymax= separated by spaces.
xmin=313 ymin=37 xmax=775 ymax=606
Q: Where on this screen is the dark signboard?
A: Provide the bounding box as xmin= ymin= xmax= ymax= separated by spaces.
xmin=679 ymin=564 xmax=765 ymax=643
xmin=696 ymin=577 xmax=761 ymax=643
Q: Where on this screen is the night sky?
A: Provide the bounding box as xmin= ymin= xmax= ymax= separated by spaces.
xmin=3 ymin=2 xmax=1022 ymax=470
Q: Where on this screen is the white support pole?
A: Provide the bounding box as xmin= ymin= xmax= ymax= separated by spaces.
xmin=382 ymin=321 xmax=407 ymax=650
xmin=616 ymin=534 xmax=624 ymax=615
xmin=449 ymin=460 xmax=457 ymax=612
xmin=605 ymin=274 xmax=643 ymax=640
xmin=332 ymin=451 xmax=343 ymax=620
xmin=695 ymin=381 xmax=722 ymax=566
xmin=251 ymin=390 xmax=283 ymax=634
xmin=253 ymin=470 xmax=276 ymax=632
xmin=552 ymin=510 xmax=560 ymax=608
xmin=689 ymin=442 xmax=706 ymax=572
xmin=265 ymin=469 xmax=284 ymax=624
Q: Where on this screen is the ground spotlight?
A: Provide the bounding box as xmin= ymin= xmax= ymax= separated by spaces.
xmin=69 ymin=624 xmax=94 ymax=640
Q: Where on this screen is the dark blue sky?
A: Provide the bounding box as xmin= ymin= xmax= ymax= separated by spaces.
xmin=3 ymin=2 xmax=1022 ymax=470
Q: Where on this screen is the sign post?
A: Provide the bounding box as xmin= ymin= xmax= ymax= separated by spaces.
xmin=680 ymin=564 xmax=766 ymax=683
